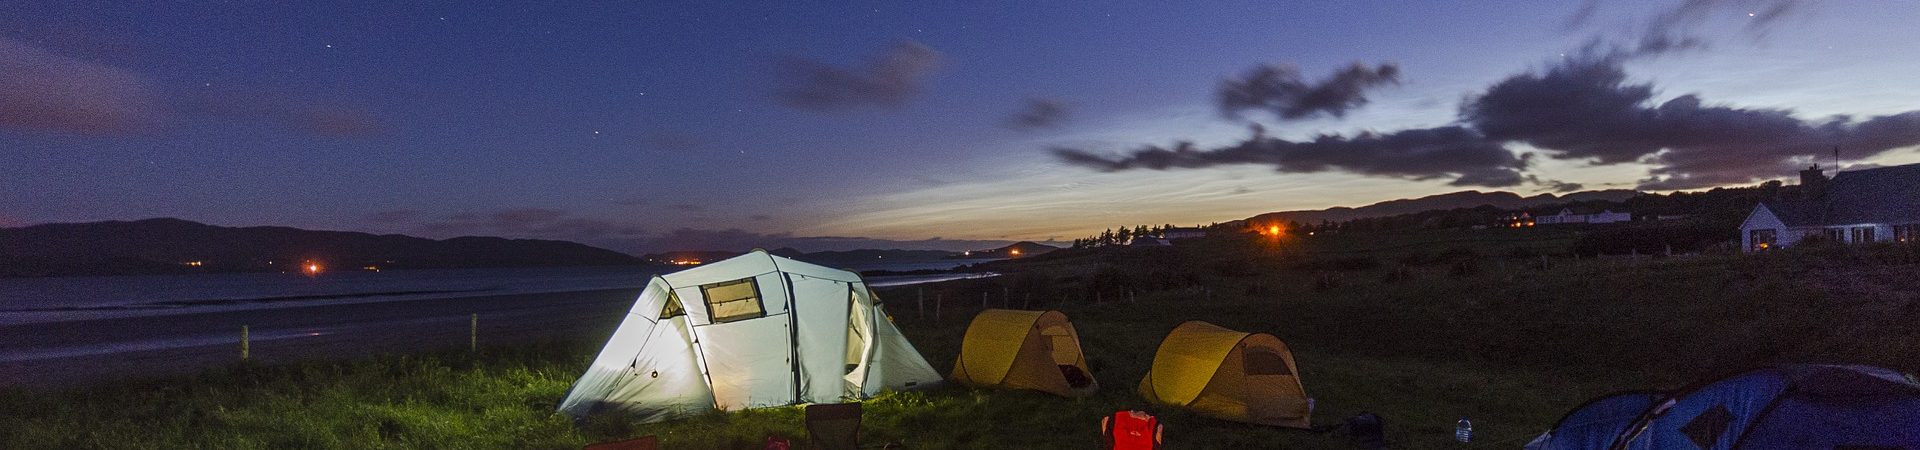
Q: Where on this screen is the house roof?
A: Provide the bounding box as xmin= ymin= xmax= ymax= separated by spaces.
xmin=1765 ymin=163 xmax=1920 ymax=227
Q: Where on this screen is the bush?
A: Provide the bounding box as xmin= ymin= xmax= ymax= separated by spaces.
xmin=1294 ymin=256 xmax=1382 ymax=272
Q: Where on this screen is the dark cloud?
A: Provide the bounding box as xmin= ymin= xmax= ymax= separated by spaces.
xmin=1053 ymin=124 xmax=1529 ymax=188
xmin=1217 ymin=62 xmax=1400 ymax=121
xmin=774 ymin=41 xmax=942 ymax=111
xmin=1527 ymin=176 xmax=1585 ymax=193
xmin=1464 ymin=57 xmax=1920 ymax=190
xmin=1064 ymin=53 xmax=1920 ymax=191
xmin=0 ymin=38 xmax=165 ymax=133
xmin=1006 ymin=98 xmax=1069 ymax=130
xmin=365 ymin=210 xmax=420 ymax=224
xmin=1569 ymin=0 xmax=1804 ymax=58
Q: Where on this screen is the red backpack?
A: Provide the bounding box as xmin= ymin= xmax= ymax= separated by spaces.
xmin=1101 ymin=410 xmax=1163 ymax=450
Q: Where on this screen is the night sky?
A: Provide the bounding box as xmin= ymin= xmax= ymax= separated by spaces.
xmin=5 ymin=1 xmax=1919 ymax=253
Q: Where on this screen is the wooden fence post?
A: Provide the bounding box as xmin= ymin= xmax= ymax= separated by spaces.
xmin=917 ymin=288 xmax=925 ymax=319
xmin=470 ymin=313 xmax=478 ymax=353
xmin=935 ymin=293 xmax=943 ymax=323
xmin=240 ymin=325 xmax=249 ymax=361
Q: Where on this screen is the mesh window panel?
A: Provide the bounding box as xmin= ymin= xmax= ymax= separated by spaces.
xmin=702 ymin=278 xmax=764 ymax=323
xmin=1680 ymin=404 xmax=1732 ymax=449
xmin=1244 ymin=349 xmax=1291 ymax=376
xmin=660 ymin=291 xmax=686 ymax=319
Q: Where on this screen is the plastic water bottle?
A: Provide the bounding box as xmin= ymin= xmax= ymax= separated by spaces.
xmin=1455 ymin=417 xmax=1473 ymax=443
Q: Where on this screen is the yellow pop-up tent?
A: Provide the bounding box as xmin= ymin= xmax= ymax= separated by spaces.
xmin=1138 ymin=321 xmax=1310 ymax=428
xmin=950 ymin=309 xmax=1098 ymax=397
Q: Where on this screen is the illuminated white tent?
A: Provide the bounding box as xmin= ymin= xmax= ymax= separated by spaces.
xmin=558 ymin=250 xmax=942 ymax=422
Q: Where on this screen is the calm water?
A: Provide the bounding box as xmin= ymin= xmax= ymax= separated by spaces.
xmin=0 ymin=258 xmax=999 ymax=326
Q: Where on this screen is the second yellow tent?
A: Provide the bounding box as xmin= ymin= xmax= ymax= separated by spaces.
xmin=1138 ymin=321 xmax=1311 ymax=428
xmin=950 ymin=309 xmax=1098 ymax=397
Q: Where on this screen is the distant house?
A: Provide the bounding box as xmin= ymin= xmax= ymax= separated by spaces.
xmin=1535 ymin=208 xmax=1633 ymax=225
xmin=1501 ymin=212 xmax=1535 ymax=228
xmin=1128 ymin=237 xmax=1170 ymax=247
xmin=1161 ymin=227 xmax=1207 ymax=240
xmin=1741 ymin=163 xmax=1920 ymax=253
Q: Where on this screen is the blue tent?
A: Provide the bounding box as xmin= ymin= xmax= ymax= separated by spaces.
xmin=1527 ymin=364 xmax=1920 ymax=450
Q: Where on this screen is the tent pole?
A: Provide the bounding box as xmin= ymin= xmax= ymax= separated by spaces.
xmin=783 ymin=273 xmax=803 ymax=404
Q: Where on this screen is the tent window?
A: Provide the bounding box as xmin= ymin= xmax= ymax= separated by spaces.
xmin=659 ymin=291 xmax=686 ymax=319
xmin=701 ymin=278 xmax=764 ymax=323
xmin=1244 ymin=349 xmax=1291 ymax=376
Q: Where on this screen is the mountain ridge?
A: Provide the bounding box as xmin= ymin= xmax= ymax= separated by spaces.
xmin=0 ymin=218 xmax=644 ymax=278
xmin=1241 ymin=189 xmax=1640 ymax=226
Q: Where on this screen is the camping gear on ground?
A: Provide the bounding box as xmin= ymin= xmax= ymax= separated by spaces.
xmin=1344 ymin=413 xmax=1385 ymax=449
xmin=584 ymin=435 xmax=657 ymax=450
xmin=557 ymin=250 xmax=943 ymax=422
xmin=1525 ymin=364 xmax=1920 ymax=449
xmin=1138 ymin=321 xmax=1312 ymax=428
xmin=764 ymin=435 xmax=791 ymax=450
xmin=1101 ymin=410 xmax=1163 ymax=450
xmin=806 ymin=403 xmax=862 ymax=450
xmin=1455 ymin=417 xmax=1472 ymax=443
xmin=950 ymin=309 xmax=1099 ymax=397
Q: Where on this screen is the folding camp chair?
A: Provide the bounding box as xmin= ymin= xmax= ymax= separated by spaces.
xmin=584 ymin=435 xmax=656 ymax=450
xmin=806 ymin=403 xmax=864 ymax=450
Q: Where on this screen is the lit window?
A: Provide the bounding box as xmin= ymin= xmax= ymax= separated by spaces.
xmin=1749 ymin=229 xmax=1777 ymax=251
xmin=701 ymin=278 xmax=764 ymax=323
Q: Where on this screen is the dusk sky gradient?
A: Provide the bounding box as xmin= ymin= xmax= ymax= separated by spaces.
xmin=4 ymin=1 xmax=1919 ymax=253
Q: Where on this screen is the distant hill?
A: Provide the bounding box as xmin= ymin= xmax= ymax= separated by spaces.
xmin=0 ymin=218 xmax=643 ymax=278
xmin=640 ymin=248 xmax=963 ymax=268
xmin=958 ymin=241 xmax=1059 ymax=259
xmin=1242 ymin=189 xmax=1639 ymax=226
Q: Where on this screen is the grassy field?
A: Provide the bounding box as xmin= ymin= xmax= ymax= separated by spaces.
xmin=6 ymin=230 xmax=1920 ymax=449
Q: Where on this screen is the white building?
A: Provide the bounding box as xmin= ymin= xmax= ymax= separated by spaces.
xmin=1535 ymin=208 xmax=1633 ymax=225
xmin=1162 ymin=227 xmax=1207 ymax=240
xmin=1741 ymin=163 xmax=1920 ymax=253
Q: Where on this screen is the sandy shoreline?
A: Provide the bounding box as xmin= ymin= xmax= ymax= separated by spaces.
xmin=0 ymin=288 xmax=643 ymax=389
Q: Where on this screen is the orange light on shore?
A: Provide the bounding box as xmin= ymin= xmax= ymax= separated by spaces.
xmin=303 ymin=261 xmax=323 ymax=275
xmin=1009 ymin=249 xmax=1022 ymax=256
xmin=1268 ymin=225 xmax=1281 ymax=236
